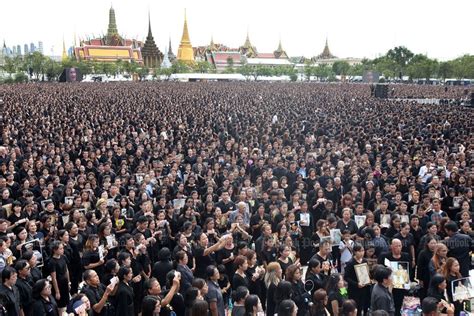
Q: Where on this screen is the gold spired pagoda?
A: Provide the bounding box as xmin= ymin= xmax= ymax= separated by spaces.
xmin=142 ymin=12 xmax=163 ymax=68
xmin=177 ymin=10 xmax=194 ymax=62
xmin=239 ymin=30 xmax=257 ymax=58
xmin=317 ymin=38 xmax=336 ymax=59
xmin=273 ymin=38 xmax=288 ymax=59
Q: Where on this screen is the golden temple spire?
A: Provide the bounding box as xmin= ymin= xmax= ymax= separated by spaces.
xmin=62 ymin=37 xmax=68 ymax=61
xmin=177 ymin=8 xmax=194 ymax=62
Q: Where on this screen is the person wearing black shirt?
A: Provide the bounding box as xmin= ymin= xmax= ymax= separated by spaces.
xmin=160 ymin=271 xmax=185 ymax=316
xmin=14 ymin=260 xmax=33 ymax=316
xmin=232 ymin=255 xmax=250 ymax=290
xmin=378 ymin=239 xmax=411 ymax=316
xmin=48 ymin=241 xmax=70 ymax=314
xmin=30 ymin=279 xmax=59 ymax=316
xmin=444 ymin=221 xmax=474 ymax=277
xmin=81 ymin=270 xmax=113 ymax=316
xmin=193 ymin=233 xmax=227 ymax=279
xmin=115 ymin=266 xmax=134 ymax=316
xmin=343 ymin=244 xmax=370 ymax=316
xmin=0 ymin=267 xmax=21 ymax=316
xmin=304 ymin=258 xmax=325 ymax=297
xmin=417 ymin=236 xmax=437 ymax=299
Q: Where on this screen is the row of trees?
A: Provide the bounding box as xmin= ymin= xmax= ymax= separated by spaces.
xmin=1 ymin=47 xmax=473 ymax=83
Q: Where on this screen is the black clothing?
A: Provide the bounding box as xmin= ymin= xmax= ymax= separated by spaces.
xmin=30 ymin=296 xmax=59 ymax=316
xmin=445 ymin=232 xmax=473 ymax=277
xmin=417 ymin=249 xmax=434 ymax=298
xmin=114 ymin=281 xmax=134 ymax=316
xmin=232 ymin=273 xmax=249 ymax=290
xmin=15 ymin=277 xmax=33 ymax=316
xmin=344 ymin=258 xmax=370 ymax=316
xmin=160 ymin=290 xmax=185 ymax=316
xmin=152 ymin=259 xmax=174 ymax=288
xmin=193 ymin=245 xmax=214 ymax=279
xmin=291 ymin=281 xmax=310 ymax=316
xmin=47 ymin=256 xmax=69 ymax=308
xmin=0 ymin=283 xmax=20 ymax=316
xmin=81 ymin=284 xmax=107 ymax=316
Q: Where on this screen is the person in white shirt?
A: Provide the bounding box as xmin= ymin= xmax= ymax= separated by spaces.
xmin=339 ymin=230 xmax=354 ymax=274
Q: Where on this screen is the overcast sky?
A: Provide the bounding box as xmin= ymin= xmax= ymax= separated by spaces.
xmin=1 ymin=0 xmax=473 ymax=61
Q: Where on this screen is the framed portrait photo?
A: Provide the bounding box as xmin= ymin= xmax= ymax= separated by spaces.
xmin=354 ymin=263 xmax=371 ymax=286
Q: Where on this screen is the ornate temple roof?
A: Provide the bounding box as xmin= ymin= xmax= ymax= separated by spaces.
xmin=141 ymin=12 xmax=163 ymax=68
xmin=167 ymin=38 xmax=175 ymax=62
xmin=274 ymin=38 xmax=288 ymax=59
xmin=239 ymin=31 xmax=257 ymax=58
xmin=106 ymin=6 xmax=122 ymax=46
xmin=317 ymin=38 xmax=336 ymax=59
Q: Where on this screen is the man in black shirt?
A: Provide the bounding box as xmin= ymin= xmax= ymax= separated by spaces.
xmin=14 ymin=260 xmax=32 ymax=316
xmin=0 ymin=267 xmax=20 ymax=316
xmin=445 ymin=221 xmax=474 ymax=277
xmin=378 ymin=239 xmax=411 ymax=316
xmin=81 ymin=269 xmax=113 ymax=316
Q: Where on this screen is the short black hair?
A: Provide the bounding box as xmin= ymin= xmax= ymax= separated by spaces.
xmin=421 ymin=297 xmax=439 ymax=314
xmin=444 ymin=221 xmax=459 ymax=233
xmin=2 ymin=266 xmax=17 ymax=283
xmin=206 ymin=265 xmax=217 ymax=279
xmin=373 ymin=265 xmax=392 ymax=283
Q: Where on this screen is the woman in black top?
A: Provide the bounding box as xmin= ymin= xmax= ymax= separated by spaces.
xmin=232 ymin=255 xmax=250 ymax=290
xmin=286 ymin=264 xmax=309 ymax=316
xmin=82 ymin=234 xmax=106 ymax=276
xmin=47 ymin=241 xmax=70 ymax=314
xmin=264 ymin=262 xmax=282 ymax=316
xmin=193 ymin=233 xmax=227 ymax=279
xmin=326 ymin=273 xmax=346 ymax=316
xmin=30 ymin=279 xmax=59 ymax=316
xmin=277 ymin=245 xmax=294 ymax=277
xmin=115 ymin=266 xmax=135 ymax=316
xmin=427 ymin=273 xmax=449 ymax=303
xmin=64 ymin=222 xmax=83 ymax=295
xmin=343 ymin=244 xmax=370 ymax=316
xmin=417 ymin=236 xmax=437 ymax=299
xmin=245 ymin=250 xmax=265 ymax=302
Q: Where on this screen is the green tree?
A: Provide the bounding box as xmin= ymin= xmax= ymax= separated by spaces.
xmin=406 ymin=54 xmax=439 ymax=80
xmin=303 ymin=61 xmax=314 ymax=81
xmin=171 ymin=60 xmax=191 ymax=74
xmin=2 ymin=56 xmax=19 ymax=75
xmin=25 ymin=51 xmax=48 ymax=79
xmin=373 ymin=56 xmax=398 ymax=79
xmin=332 ymin=60 xmax=350 ymax=76
xmin=14 ymin=72 xmax=28 ymax=83
xmin=238 ymin=63 xmax=253 ymax=81
xmin=224 ymin=57 xmax=235 ymax=74
xmin=386 ymin=46 xmax=414 ymax=79
xmin=194 ymin=61 xmax=212 ymax=73
xmin=313 ymin=64 xmax=332 ymax=80
xmin=44 ymin=58 xmax=63 ymax=81
xmin=158 ymin=67 xmax=173 ymax=80
xmin=438 ymin=61 xmax=453 ymax=79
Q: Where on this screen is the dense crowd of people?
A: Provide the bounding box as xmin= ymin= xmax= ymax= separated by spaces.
xmin=0 ymin=81 xmax=472 ymax=316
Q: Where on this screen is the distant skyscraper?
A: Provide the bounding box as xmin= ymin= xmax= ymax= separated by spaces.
xmin=24 ymin=44 xmax=29 ymax=55
xmin=16 ymin=45 xmax=21 ymax=56
xmin=30 ymin=42 xmax=36 ymax=53
xmin=38 ymin=41 xmax=44 ymax=54
xmin=12 ymin=46 xmax=17 ymax=56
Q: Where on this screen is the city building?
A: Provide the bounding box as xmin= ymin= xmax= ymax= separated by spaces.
xmin=74 ymin=6 xmax=143 ymax=63
xmin=38 ymin=41 xmax=44 ymax=54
